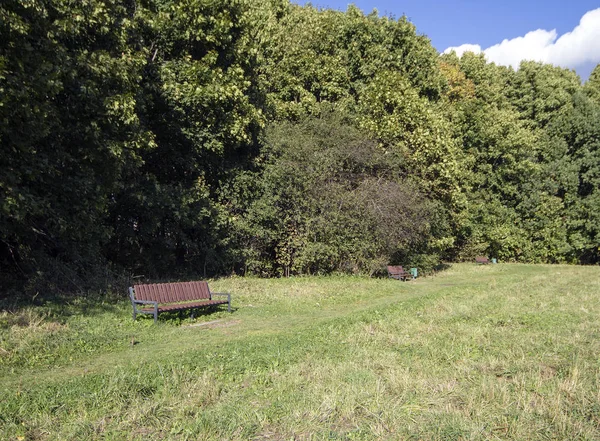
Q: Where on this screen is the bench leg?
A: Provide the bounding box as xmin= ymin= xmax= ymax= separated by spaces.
xmin=132 ymin=309 xmax=137 ymax=321
xmin=154 ymin=304 xmax=158 ymax=323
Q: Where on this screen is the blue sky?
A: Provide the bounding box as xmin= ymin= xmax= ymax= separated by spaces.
xmin=294 ymin=1 xmax=600 ymax=80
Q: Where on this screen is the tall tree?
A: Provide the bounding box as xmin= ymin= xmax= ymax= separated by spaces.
xmin=0 ymin=0 xmax=147 ymax=292
xmin=544 ymin=92 xmax=600 ymax=263
xmin=106 ymin=0 xmax=266 ymax=277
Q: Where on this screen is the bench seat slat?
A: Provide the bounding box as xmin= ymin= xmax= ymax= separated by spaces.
xmin=186 ymin=281 xmax=206 ymax=301
xmin=165 ymin=283 xmax=174 ymax=303
xmin=181 ymin=282 xmax=191 ymax=302
xmin=157 ymin=284 xmax=164 ymax=302
xmin=155 ymin=284 xmax=164 ymax=303
xmin=201 ymin=281 xmax=210 ymax=300
xmin=168 ymin=283 xmax=178 ymax=303
xmin=142 ymin=284 xmax=152 ymax=302
xmin=150 ymin=284 xmax=159 ymax=303
xmin=189 ymin=282 xmax=199 ymax=302
xmin=193 ymin=282 xmax=203 ymax=301
xmin=181 ymin=283 xmax=190 ymax=302
xmin=169 ymin=283 xmax=178 ymax=303
xmin=159 ymin=283 xmax=167 ymax=303
xmin=200 ymin=281 xmax=211 ymax=300
xmin=138 ymin=284 xmax=149 ymax=301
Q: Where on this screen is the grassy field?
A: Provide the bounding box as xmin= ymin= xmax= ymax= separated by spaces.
xmin=1 ymin=264 xmax=600 ymax=440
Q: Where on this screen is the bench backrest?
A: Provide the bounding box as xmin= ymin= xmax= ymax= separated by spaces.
xmin=133 ymin=281 xmax=211 ymax=303
xmin=387 ymin=265 xmax=405 ymax=275
xmin=475 ymin=256 xmax=489 ymax=263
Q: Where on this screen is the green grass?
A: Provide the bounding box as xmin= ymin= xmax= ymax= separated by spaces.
xmin=1 ymin=264 xmax=600 ymax=440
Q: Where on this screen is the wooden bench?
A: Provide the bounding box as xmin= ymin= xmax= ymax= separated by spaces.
xmin=129 ymin=281 xmax=231 ymax=323
xmin=387 ymin=265 xmax=411 ymax=281
xmin=475 ymin=256 xmax=490 ymax=265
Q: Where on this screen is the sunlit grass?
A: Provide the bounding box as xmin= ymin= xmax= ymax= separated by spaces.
xmin=1 ymin=264 xmax=599 ymax=440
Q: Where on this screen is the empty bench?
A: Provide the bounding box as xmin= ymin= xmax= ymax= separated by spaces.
xmin=387 ymin=265 xmax=411 ymax=281
xmin=129 ymin=281 xmax=231 ymax=323
xmin=475 ymin=256 xmax=490 ymax=265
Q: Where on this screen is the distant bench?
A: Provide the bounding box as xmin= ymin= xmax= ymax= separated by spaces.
xmin=129 ymin=281 xmax=231 ymax=323
xmin=387 ymin=265 xmax=411 ymax=281
xmin=475 ymin=256 xmax=490 ymax=265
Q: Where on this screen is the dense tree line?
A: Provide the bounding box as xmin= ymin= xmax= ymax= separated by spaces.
xmin=1 ymin=0 xmax=598 ymax=296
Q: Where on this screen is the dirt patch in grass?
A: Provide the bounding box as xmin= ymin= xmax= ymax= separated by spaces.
xmin=183 ymin=319 xmax=242 ymax=329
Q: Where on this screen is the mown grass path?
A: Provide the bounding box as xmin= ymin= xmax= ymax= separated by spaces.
xmin=1 ymin=264 xmax=599 ymax=440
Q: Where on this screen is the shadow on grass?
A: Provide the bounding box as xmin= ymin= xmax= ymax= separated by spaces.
xmin=0 ymin=289 xmax=128 ymax=323
xmin=133 ymin=304 xmax=236 ymax=325
xmin=433 ymin=262 xmax=452 ymax=272
xmin=1 ymin=295 xmax=236 ymax=329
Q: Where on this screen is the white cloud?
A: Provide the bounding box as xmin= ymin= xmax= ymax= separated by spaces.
xmin=445 ymin=43 xmax=482 ymax=58
xmin=484 ymin=29 xmax=558 ymax=68
xmin=444 ymin=8 xmax=600 ymax=70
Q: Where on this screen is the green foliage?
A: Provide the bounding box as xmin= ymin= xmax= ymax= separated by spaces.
xmin=442 ymin=55 xmax=597 ymax=264
xmin=260 ymin=4 xmax=444 ymax=120
xmin=357 ymin=70 xmax=466 ymax=205
xmin=0 ymin=0 xmax=148 ymax=293
xmin=105 ymin=0 xmax=266 ymax=278
xmin=1 ymin=0 xmax=599 ymax=298
xmin=1 ymin=0 xmax=267 ymax=292
xmin=453 ymin=51 xmax=513 ymax=107
xmin=544 ymin=92 xmax=600 ymax=263
xmin=228 ymin=111 xmax=445 ymax=276
xmin=584 ymin=64 xmax=600 ymax=103
xmin=509 ymin=61 xmax=581 ymax=129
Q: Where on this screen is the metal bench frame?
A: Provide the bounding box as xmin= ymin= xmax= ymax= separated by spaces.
xmin=129 ymin=281 xmax=231 ymax=323
xmin=387 ymin=265 xmax=412 ymax=281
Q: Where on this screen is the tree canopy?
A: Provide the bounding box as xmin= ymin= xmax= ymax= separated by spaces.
xmin=1 ymin=0 xmax=598 ymax=297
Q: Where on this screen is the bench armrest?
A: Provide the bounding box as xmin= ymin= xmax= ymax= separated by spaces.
xmin=133 ymin=299 xmax=158 ymax=305
xmin=211 ymin=292 xmax=232 ymax=312
xmin=129 ymin=287 xmax=159 ymax=322
xmin=211 ymin=292 xmax=230 ymax=299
